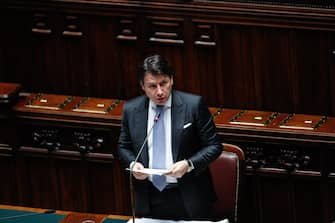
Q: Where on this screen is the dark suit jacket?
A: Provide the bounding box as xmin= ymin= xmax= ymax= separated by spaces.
xmin=118 ymin=90 xmax=222 ymax=218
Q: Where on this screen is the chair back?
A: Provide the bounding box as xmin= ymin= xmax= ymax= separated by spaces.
xmin=210 ymin=143 xmax=245 ymax=223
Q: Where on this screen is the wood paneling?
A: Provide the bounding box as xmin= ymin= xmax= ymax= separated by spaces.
xmin=1 ymin=1 xmax=335 ymax=222
xmin=0 ymin=155 xmax=18 ymax=204
xmin=1 ymin=1 xmax=335 ymax=115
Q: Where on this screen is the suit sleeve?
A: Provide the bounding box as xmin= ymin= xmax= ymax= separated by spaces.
xmin=188 ymin=97 xmax=222 ymax=174
xmin=117 ymin=104 xmax=136 ymax=167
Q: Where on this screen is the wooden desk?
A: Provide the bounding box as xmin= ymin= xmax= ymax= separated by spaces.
xmin=4 ymin=93 xmax=335 ymax=223
xmin=0 ymin=83 xmax=21 ymax=104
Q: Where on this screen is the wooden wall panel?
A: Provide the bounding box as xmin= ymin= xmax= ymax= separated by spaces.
xmin=0 ymin=10 xmax=32 ymax=86
xmin=238 ymin=174 xmax=260 ymax=223
xmin=191 ymin=22 xmax=221 ymax=105
xmin=55 ymin=158 xmax=90 ymax=211
xmin=217 ymin=25 xmax=263 ymax=109
xmin=292 ymin=30 xmax=334 ymax=115
xmin=293 ymin=178 xmax=323 ymax=223
xmin=0 ymin=156 xmax=18 ymax=205
xmin=259 ymin=29 xmax=294 ymax=112
xmin=219 ymin=133 xmax=329 ymax=223
xmin=87 ymin=162 xmax=115 ymax=213
xmin=87 ymin=15 xmax=127 ymax=99
xmin=259 ymin=175 xmax=293 ymax=223
xmin=15 ymin=155 xmax=59 ymax=208
xmin=1 ymin=3 xmax=335 ymax=115
xmin=326 ymin=180 xmax=335 ymax=222
xmin=113 ymin=16 xmax=142 ymax=100
xmin=213 ymin=25 xmax=335 ymax=114
xmin=325 ymin=148 xmax=335 ymax=223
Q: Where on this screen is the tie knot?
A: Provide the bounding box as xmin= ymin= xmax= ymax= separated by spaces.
xmin=156 ymin=105 xmax=164 ymax=112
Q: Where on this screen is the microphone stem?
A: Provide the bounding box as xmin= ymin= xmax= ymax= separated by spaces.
xmin=132 ymin=122 xmax=155 ymax=166
xmin=129 ymin=114 xmax=159 ymax=223
xmin=130 ymin=172 xmax=135 ymax=223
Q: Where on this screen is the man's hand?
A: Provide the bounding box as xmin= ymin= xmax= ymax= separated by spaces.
xmin=165 ymin=160 xmax=189 ymax=178
xmin=131 ymin=162 xmax=149 ymax=180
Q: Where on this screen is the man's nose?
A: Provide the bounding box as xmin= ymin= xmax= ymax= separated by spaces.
xmin=157 ymin=86 xmax=163 ymax=95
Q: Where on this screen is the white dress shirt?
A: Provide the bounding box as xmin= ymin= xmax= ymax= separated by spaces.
xmin=147 ymin=95 xmax=177 ymax=183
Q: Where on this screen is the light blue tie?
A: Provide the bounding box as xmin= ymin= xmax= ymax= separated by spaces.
xmin=152 ymin=105 xmax=167 ymax=191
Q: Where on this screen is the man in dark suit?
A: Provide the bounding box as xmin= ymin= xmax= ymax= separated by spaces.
xmin=118 ymin=54 xmax=222 ymax=220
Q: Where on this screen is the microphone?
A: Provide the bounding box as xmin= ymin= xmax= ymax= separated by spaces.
xmin=129 ymin=111 xmax=161 ymax=223
xmin=132 ymin=112 xmax=161 ymax=169
xmin=0 ymin=209 xmax=55 ymax=222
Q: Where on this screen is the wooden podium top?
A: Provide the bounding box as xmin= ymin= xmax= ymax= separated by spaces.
xmin=279 ymin=114 xmax=327 ymax=130
xmin=210 ymin=107 xmax=335 ymax=143
xmin=72 ymin=97 xmax=120 ymax=114
xmin=228 ymin=110 xmax=278 ymax=127
xmin=12 ymin=92 xmax=335 ymax=142
xmin=13 ymin=93 xmax=124 ymax=125
xmin=25 ymin=94 xmax=73 ymax=110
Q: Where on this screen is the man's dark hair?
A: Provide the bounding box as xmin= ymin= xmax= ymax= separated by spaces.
xmin=139 ymin=54 xmax=175 ymax=84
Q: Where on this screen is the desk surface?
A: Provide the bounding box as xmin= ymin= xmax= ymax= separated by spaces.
xmin=0 ymin=205 xmax=129 ymax=223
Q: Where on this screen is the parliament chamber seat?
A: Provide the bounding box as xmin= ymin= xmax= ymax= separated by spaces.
xmin=210 ymin=143 xmax=245 ymax=223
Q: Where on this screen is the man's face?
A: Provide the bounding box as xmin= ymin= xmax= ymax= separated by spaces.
xmin=141 ymin=72 xmax=173 ymax=105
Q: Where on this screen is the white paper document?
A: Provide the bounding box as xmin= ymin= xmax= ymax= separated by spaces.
xmin=126 ymin=217 xmax=229 ymax=223
xmin=126 ymin=168 xmax=169 ymax=176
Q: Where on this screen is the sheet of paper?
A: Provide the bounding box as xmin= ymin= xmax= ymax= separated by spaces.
xmin=126 ymin=217 xmax=229 ymax=223
xmin=126 ymin=168 xmax=169 ymax=176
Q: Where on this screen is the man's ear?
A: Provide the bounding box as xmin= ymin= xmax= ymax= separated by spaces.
xmin=140 ymin=82 xmax=145 ymax=91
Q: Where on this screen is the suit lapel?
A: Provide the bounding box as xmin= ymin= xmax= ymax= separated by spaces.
xmin=171 ymin=91 xmax=185 ymax=162
xmin=135 ymin=98 xmax=149 ymax=167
